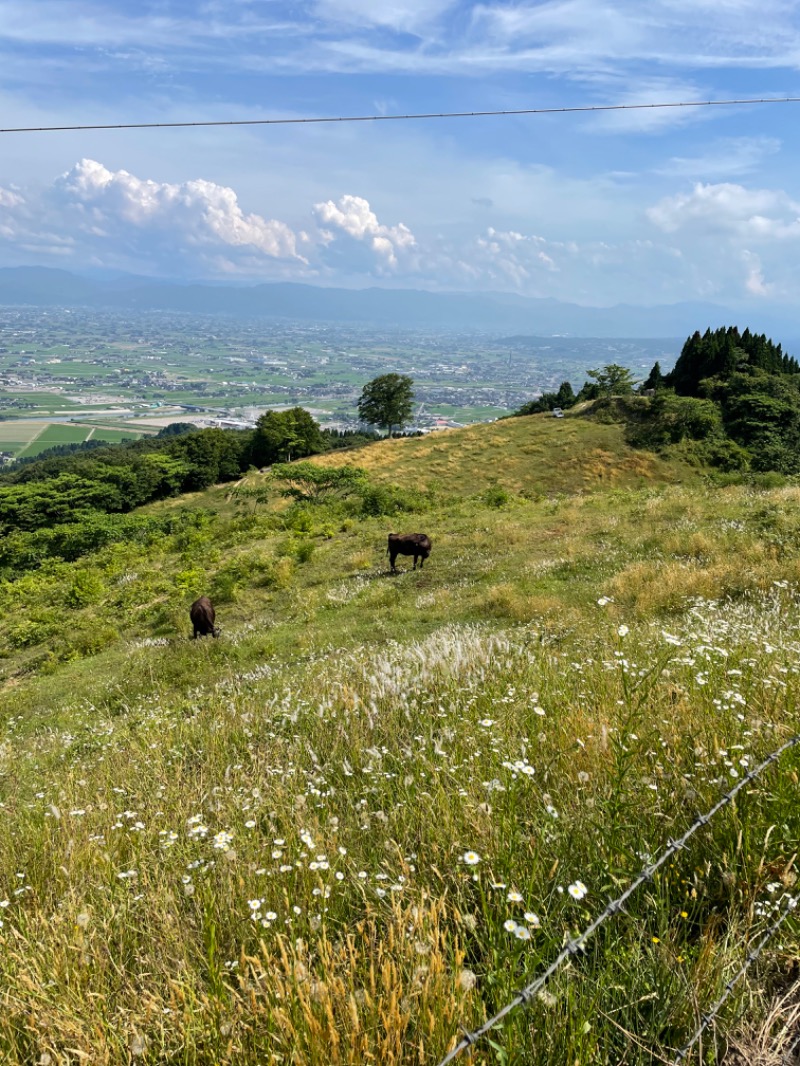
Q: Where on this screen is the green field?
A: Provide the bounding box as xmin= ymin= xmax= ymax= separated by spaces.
xmin=87 ymin=427 xmax=141 ymax=444
xmin=0 ymin=421 xmax=146 ymax=457
xmin=0 ymin=412 xmax=797 ymax=1064
xmin=18 ymin=422 xmax=93 ymax=456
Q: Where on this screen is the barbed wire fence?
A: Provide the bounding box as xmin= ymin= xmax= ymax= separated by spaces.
xmin=673 ymin=899 xmax=797 ymax=1063
xmin=436 ymin=733 xmax=800 ymax=1066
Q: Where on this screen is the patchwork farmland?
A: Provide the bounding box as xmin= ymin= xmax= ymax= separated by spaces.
xmin=0 ymin=420 xmax=146 ymax=458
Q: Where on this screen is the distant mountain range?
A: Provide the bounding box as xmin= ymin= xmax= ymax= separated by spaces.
xmin=0 ymin=266 xmax=795 ymax=341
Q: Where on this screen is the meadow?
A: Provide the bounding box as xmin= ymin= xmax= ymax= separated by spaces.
xmin=0 ymin=413 xmax=798 ymax=1065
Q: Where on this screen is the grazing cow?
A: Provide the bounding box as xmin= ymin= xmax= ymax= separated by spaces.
xmin=388 ymin=532 xmax=432 ymax=572
xmin=190 ymin=595 xmax=219 ymax=639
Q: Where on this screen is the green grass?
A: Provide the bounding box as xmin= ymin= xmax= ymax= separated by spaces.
xmin=314 ymin=410 xmax=696 ymax=495
xmin=0 ymin=414 xmax=798 ymax=1065
xmin=17 ymin=422 xmax=91 ymax=456
xmin=87 ymin=427 xmax=142 ymax=443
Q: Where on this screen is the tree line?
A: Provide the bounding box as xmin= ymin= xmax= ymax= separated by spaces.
xmin=511 ymin=326 xmax=800 ymax=474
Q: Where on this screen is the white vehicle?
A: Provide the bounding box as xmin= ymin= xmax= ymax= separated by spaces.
xmin=552 ymin=407 xmax=564 ymax=418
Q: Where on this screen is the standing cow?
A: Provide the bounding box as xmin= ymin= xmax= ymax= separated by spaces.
xmin=190 ymin=595 xmax=220 ymax=639
xmin=388 ymin=533 xmax=432 ymax=572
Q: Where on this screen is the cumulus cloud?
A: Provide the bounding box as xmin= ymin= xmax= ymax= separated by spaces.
xmin=648 ymin=181 xmax=800 ymax=240
xmin=312 ymin=194 xmax=416 ymax=270
xmin=54 ymin=159 xmax=305 ymax=263
xmin=645 ymin=180 xmax=800 ymax=299
xmin=473 ymin=227 xmax=559 ymax=287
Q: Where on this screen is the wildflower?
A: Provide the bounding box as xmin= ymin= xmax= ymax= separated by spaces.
xmin=597 ymin=597 xmax=612 ymax=607
xmin=264 ymin=911 xmax=277 ymax=921
xmin=244 ymin=820 xmax=256 ymax=829
xmin=507 ymin=890 xmax=524 ymax=903
xmin=212 ymin=831 xmax=234 ymax=850
xmin=568 ymin=881 xmax=588 ymax=901
xmin=524 ymin=912 xmax=540 ymax=927
xmin=462 ymin=851 xmax=481 ymax=866
xmin=479 ymin=719 xmax=494 ymax=728
xmin=617 ymin=625 xmax=629 ymax=638
xmin=651 ymin=936 xmax=660 ymax=944
xmin=546 ymin=804 xmax=559 ymax=818
xmin=515 ymin=926 xmax=532 ymax=941
xmin=503 ymin=919 xmax=518 ymax=932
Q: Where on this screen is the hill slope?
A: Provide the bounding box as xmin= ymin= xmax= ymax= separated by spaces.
xmin=0 ymin=415 xmax=798 ymax=1065
xmin=313 ymin=410 xmax=694 ymax=494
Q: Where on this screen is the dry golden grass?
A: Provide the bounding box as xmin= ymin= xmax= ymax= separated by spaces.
xmin=312 ymin=414 xmax=694 ymax=495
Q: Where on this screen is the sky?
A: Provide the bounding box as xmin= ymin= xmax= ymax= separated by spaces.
xmin=2 ymin=0 xmax=800 ymax=311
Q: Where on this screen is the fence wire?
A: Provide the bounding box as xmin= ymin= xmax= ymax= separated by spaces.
xmin=437 ymin=734 xmax=800 ymax=1066
xmin=674 ymin=899 xmax=797 ymax=1063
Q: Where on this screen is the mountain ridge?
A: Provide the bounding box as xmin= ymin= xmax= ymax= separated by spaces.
xmin=0 ymin=265 xmax=790 ymax=339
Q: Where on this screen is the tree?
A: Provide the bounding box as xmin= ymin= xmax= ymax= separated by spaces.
xmin=642 ymin=362 xmax=664 ymax=392
xmin=357 ymin=374 xmax=414 ymax=437
xmin=511 ymin=381 xmax=576 ymax=417
xmin=270 ymin=462 xmax=367 ymax=502
xmin=585 ymin=364 xmax=638 ymax=397
xmin=250 ymin=408 xmax=326 ymax=467
xmin=157 ymin=422 xmax=196 ymax=438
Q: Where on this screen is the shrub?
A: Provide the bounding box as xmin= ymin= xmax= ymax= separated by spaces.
xmin=65 ymin=570 xmax=105 ymax=609
xmin=484 ymin=485 xmax=510 ymax=508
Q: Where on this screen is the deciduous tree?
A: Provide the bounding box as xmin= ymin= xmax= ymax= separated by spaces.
xmin=357 ymin=374 xmax=414 ymax=437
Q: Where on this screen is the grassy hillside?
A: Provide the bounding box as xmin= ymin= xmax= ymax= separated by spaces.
xmin=0 ymin=413 xmax=798 ymax=1065
xmin=312 ymin=409 xmax=695 ymax=494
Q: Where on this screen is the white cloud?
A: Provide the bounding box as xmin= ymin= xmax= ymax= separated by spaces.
xmin=0 ymin=186 xmax=24 ymax=209
xmin=648 ymin=181 xmax=800 ymax=240
xmin=656 ymin=137 xmax=781 ymax=179
xmin=473 ymin=227 xmax=559 ymax=287
xmin=313 ymin=0 xmax=457 ymax=34
xmin=54 ymin=159 xmax=305 ymax=263
xmin=312 ymin=194 xmax=416 ymax=269
xmin=742 ymin=249 xmax=770 ymax=295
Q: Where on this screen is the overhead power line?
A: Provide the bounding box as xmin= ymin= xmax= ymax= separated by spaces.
xmin=2 ymin=96 xmax=800 ymax=135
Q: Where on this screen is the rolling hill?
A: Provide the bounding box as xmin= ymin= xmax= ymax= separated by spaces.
xmin=0 ymin=410 xmax=798 ymax=1065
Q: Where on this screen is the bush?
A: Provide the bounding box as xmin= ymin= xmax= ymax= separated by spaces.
xmin=358 ymin=483 xmax=424 ymax=517
xmin=66 ymin=570 xmax=105 ymax=609
xmin=484 ymin=485 xmax=510 ymax=508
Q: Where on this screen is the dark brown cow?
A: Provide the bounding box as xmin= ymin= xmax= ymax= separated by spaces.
xmin=388 ymin=532 xmax=432 ymax=572
xmin=190 ymin=595 xmax=219 ymax=639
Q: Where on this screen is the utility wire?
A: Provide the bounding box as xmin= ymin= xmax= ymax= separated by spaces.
xmin=2 ymin=96 xmax=800 ymax=135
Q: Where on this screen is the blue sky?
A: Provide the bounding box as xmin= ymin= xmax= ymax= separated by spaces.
xmin=2 ymin=0 xmax=800 ymax=310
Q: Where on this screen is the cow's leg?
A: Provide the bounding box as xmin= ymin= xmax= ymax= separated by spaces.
xmin=193 ymin=627 xmax=198 ymax=640
xmin=413 ymin=553 xmax=418 ymax=570
xmin=390 ymin=551 xmax=398 ymax=571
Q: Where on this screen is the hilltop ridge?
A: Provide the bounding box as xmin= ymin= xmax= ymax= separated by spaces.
xmin=0 ymin=265 xmax=779 ymax=337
